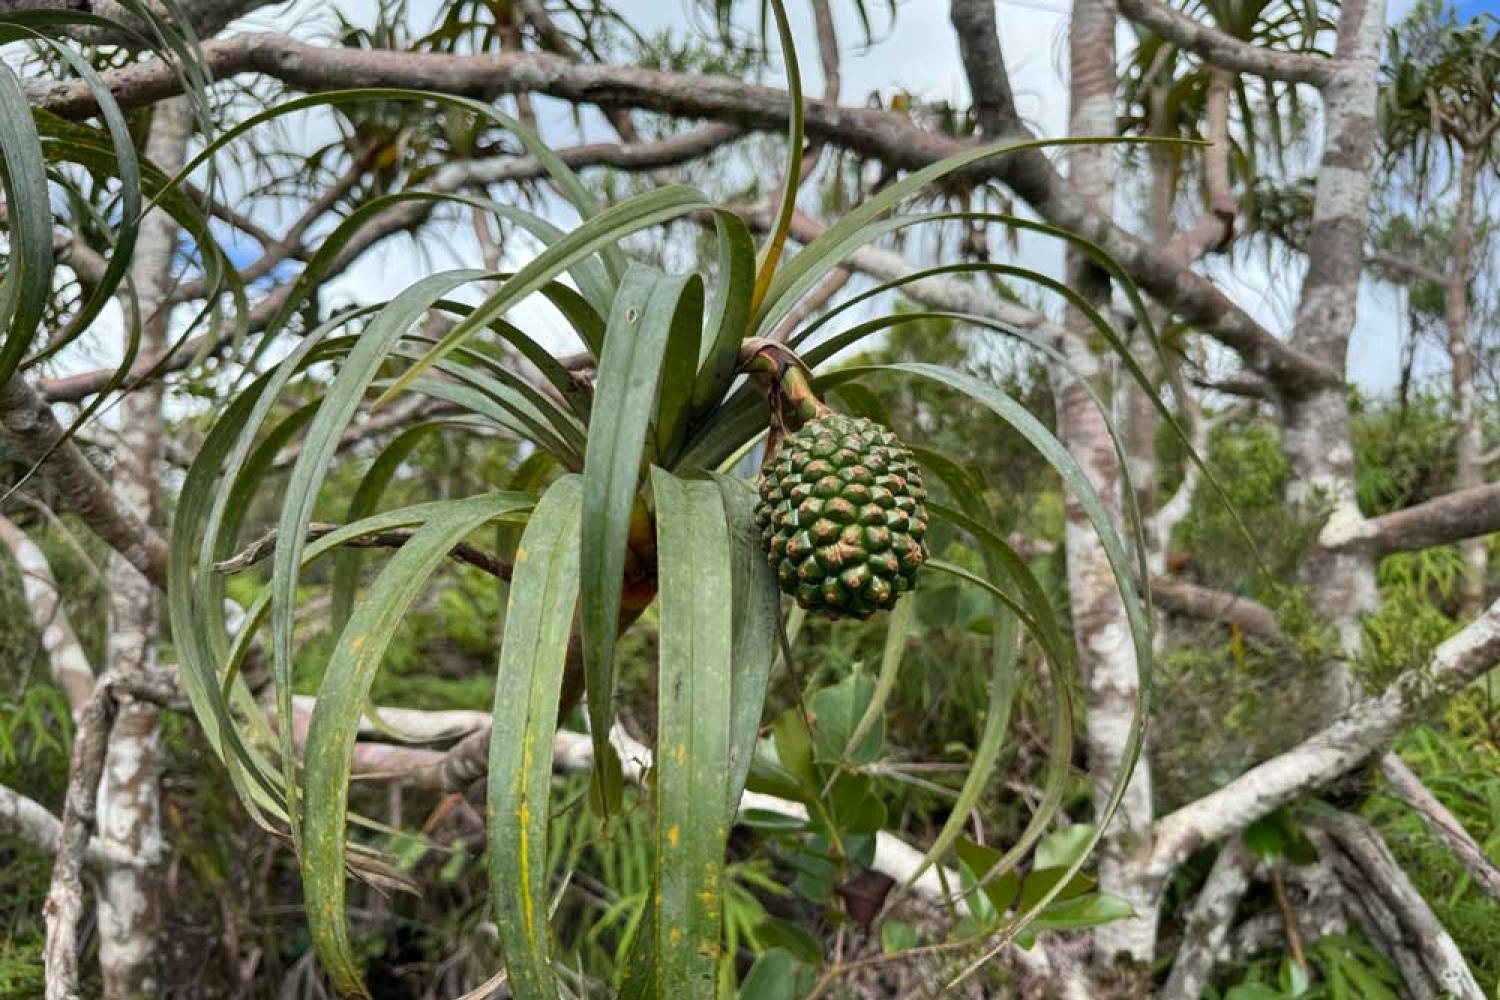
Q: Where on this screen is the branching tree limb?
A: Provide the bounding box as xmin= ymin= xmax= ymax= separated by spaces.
xmin=0 ymin=783 xmax=136 ymax=868
xmin=1116 ymin=0 xmax=1335 ymax=85
xmin=1149 ymin=578 xmax=1289 ymax=647
xmin=42 ymin=669 xmax=177 ymax=1000
xmin=214 ymin=521 xmax=512 ymax=579
xmin=278 ymin=695 xmax=975 ymax=911
xmin=1149 ymin=598 xmax=1500 ymax=880
xmin=1368 ymin=249 xmax=1445 ymax=286
xmin=23 ymin=30 xmax=1339 ymax=392
xmin=1162 ymin=67 xmax=1238 ymax=265
xmin=1324 ymin=481 xmax=1500 ymax=556
xmin=0 ymin=376 xmax=168 ymax=587
xmin=1310 ymin=810 xmax=1484 ymax=999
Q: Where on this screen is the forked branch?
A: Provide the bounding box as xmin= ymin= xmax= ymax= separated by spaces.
xmin=22 ymin=29 xmax=1339 ymax=392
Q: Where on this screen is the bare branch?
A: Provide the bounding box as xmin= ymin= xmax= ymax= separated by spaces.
xmin=180 ymin=178 xmax=281 ymax=251
xmin=1149 ymin=598 xmax=1500 ymax=879
xmin=1268 ymin=865 xmax=1306 ymax=969
xmin=1310 ymin=811 xmax=1484 ymax=999
xmin=42 ymin=668 xmax=177 ymax=1000
xmin=810 ymin=0 xmax=840 ymax=106
xmin=0 ymin=377 xmax=168 ymax=588
xmin=1192 ymin=370 xmax=1273 ymax=399
xmin=0 ymin=517 xmax=95 ymax=715
xmin=1163 ymin=67 xmax=1237 ymax=265
xmin=286 ymin=696 xmax=973 ymax=908
xmin=794 ymin=0 xmax=842 ymax=178
xmin=1117 ymin=0 xmax=1335 ymax=85
xmin=1315 ymin=824 xmax=1440 ymax=995
xmin=949 ymin=0 xmax=1021 ymax=140
xmin=170 ymin=148 xmax=376 ymax=304
xmin=1379 ymin=753 xmax=1500 ymax=906
xmin=0 ymin=784 xmax=135 ymax=868
xmin=516 ymin=0 xmax=642 ymax=145
xmin=1150 ymin=577 xmax=1289 ymax=647
xmin=1324 ymin=481 xmax=1500 ymax=556
xmin=1368 ymin=249 xmax=1445 ymax=286
xmin=433 ymin=122 xmax=743 ymax=188
xmin=1159 ymin=838 xmax=1254 ymax=1000
xmin=23 ymin=31 xmax=1339 ymax=391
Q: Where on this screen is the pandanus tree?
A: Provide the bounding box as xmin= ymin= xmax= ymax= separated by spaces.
xmin=1119 ymin=0 xmax=1329 ymax=254
xmin=1374 ymin=0 xmax=1500 ymax=615
xmin=1 ymin=2 xmax=1188 ymax=995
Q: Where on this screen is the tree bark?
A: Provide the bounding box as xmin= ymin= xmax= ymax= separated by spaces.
xmin=1310 ymin=811 xmax=1484 ymax=998
xmin=1149 ymin=597 xmax=1500 ymax=879
xmin=1056 ymin=0 xmax=1157 ymax=972
xmin=1277 ymin=0 xmax=1386 ymax=716
xmin=1158 ymin=838 xmax=1254 ymax=1000
xmin=0 ymin=517 xmax=95 ymax=715
xmin=94 ymin=95 xmax=190 ymax=1000
xmin=1446 ymin=148 xmax=1486 ymax=615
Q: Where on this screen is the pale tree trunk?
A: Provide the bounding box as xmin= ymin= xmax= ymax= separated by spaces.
xmin=1446 ymin=149 xmax=1485 ymax=616
xmin=1057 ymin=0 xmax=1158 ymax=974
xmin=95 ymin=95 xmax=190 ymax=1000
xmin=1278 ymin=0 xmax=1385 ymax=715
xmin=1129 ymin=146 xmax=1212 ymax=580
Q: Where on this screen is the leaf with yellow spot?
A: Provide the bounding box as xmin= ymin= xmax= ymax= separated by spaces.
xmin=649 ymin=468 xmax=736 ymax=997
xmin=301 ymin=491 xmax=533 ymax=997
xmin=486 ymin=477 xmax=583 ymax=1000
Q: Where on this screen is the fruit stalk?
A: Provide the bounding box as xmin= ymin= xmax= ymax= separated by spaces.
xmin=740 ymin=339 xmax=831 ymax=436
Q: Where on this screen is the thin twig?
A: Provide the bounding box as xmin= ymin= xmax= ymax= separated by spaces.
xmin=1379 ymin=753 xmax=1500 ymax=905
xmin=213 ymin=522 xmax=512 ymax=579
xmin=1270 ymin=865 xmax=1307 ymax=971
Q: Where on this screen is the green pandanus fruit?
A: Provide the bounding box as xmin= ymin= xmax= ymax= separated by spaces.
xmin=747 ymin=345 xmax=928 ymax=619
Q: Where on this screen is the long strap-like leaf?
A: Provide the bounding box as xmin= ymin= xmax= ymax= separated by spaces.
xmin=487 ymin=476 xmax=584 ymax=1000
xmin=579 ymin=266 xmax=702 ymax=810
xmin=303 ymin=492 xmax=534 ymax=997
xmin=713 ymin=474 xmax=780 ymax=824
xmin=376 ymin=186 xmax=713 ymax=406
xmin=650 ymin=468 xmax=736 ymax=998
xmin=0 ymin=65 xmax=55 ymax=385
xmin=273 ymin=272 xmax=487 ymax=845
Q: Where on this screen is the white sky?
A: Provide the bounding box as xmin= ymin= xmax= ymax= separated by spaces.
xmin=300 ymin=0 xmax=1434 ymax=393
